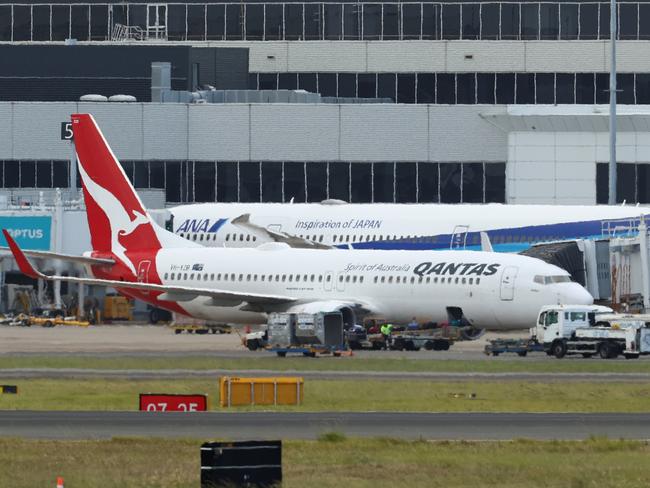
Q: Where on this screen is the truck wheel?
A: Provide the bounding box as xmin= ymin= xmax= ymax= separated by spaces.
xmin=404 ymin=341 xmax=416 ymax=351
xmin=424 ymin=341 xmax=434 ymax=351
xmin=441 ymin=341 xmax=450 ymax=351
xmin=349 ymin=341 xmax=361 ymax=350
xmin=552 ymin=340 xmax=567 ymax=359
xmin=598 ymin=343 xmax=611 ymax=359
xmin=174 ymin=329 xmax=182 ymax=334
xmin=392 ymin=339 xmax=405 ymax=351
xmin=43 ymin=320 xmax=54 ymax=328
xmin=517 ymin=351 xmax=528 ymax=357
xmin=246 ymin=340 xmax=259 ymax=351
xmin=276 ymin=351 xmax=287 ymax=358
xmin=371 ymin=341 xmax=382 ymax=350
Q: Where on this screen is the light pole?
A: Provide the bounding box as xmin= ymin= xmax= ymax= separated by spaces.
xmin=608 ymin=0 xmax=617 ymax=204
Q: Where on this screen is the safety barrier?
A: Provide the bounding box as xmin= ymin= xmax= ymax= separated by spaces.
xmin=219 ymin=377 xmax=303 ymax=407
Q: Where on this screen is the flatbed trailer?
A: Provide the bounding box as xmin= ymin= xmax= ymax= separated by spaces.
xmin=170 ymin=324 xmax=232 ymax=335
xmin=364 ymin=327 xmax=462 ymax=351
xmin=484 ymin=339 xmax=545 ymax=357
xmin=268 ymin=344 xmax=349 ymax=358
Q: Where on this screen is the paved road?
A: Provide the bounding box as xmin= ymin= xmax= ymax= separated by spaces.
xmin=2 ymin=368 xmax=650 ymax=382
xmin=2 ymin=411 xmax=650 ymax=440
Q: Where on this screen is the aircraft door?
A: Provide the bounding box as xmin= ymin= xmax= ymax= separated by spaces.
xmin=499 ymin=266 xmax=518 ymax=301
xmin=137 ymin=260 xmax=151 ymax=283
xmin=450 ymin=225 xmax=469 ymax=249
xmin=324 ymin=271 xmax=333 ymax=291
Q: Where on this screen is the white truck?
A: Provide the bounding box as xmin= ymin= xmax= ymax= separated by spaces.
xmin=535 ymin=305 xmax=650 ymax=359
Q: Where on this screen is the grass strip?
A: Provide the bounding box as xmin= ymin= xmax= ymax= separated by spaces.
xmin=1 ymin=437 xmax=649 ymax=488
xmin=3 ymin=355 xmax=650 ymax=373
xmin=1 ymin=378 xmax=650 ymax=412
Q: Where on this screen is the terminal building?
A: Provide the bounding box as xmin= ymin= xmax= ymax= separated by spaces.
xmin=0 ymin=0 xmax=650 ymax=314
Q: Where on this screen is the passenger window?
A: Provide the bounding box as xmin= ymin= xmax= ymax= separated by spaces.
xmin=396 ymin=276 xmax=401 ymax=284
xmin=469 ymin=277 xmax=473 ymax=284
xmin=455 ymin=277 xmax=459 ymax=284
xmin=325 ymin=275 xmax=329 ymax=282
xmin=246 ymin=235 xmax=250 ymax=242
xmin=418 ymin=277 xmax=423 ymax=284
xmin=346 ymin=275 xmax=351 ymax=283
xmin=388 ymin=277 xmax=393 ymax=284
xmin=246 ymin=274 xmax=251 ymax=281
xmin=381 ymin=276 xmax=386 ymax=283
xmin=374 ymin=276 xmax=378 ymax=283
xmin=231 ymin=273 xmax=236 ymax=281
xmin=311 ymin=274 xmax=315 ymax=281
xmin=289 ymin=275 xmax=293 ymax=282
xmin=476 ymin=278 xmax=480 ymax=285
xmin=282 ymin=275 xmax=286 ymax=282
xmin=462 ymin=278 xmax=466 ymax=284
xmin=183 ymin=273 xmax=188 ymax=280
xmin=225 ymin=234 xmax=230 ymax=241
xmin=210 ymin=273 xmax=215 ymax=280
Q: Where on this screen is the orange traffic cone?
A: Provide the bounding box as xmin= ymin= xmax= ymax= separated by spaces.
xmin=56 ymin=476 xmax=64 ymax=488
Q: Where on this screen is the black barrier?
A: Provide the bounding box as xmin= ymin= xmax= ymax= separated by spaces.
xmin=201 ymin=440 xmax=282 ymax=487
xmin=1 ymin=385 xmax=17 ymax=394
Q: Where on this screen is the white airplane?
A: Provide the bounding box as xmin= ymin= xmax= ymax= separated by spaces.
xmin=169 ymin=202 xmax=650 ymax=253
xmin=3 ymin=113 xmax=593 ymax=335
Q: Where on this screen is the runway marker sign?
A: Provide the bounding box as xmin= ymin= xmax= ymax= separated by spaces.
xmin=139 ymin=393 xmax=208 ymax=412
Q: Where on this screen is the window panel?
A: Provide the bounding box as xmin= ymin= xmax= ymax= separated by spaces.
xmin=637 ymin=165 xmax=650 ymax=203
xmin=165 ymin=161 xmax=181 ymax=202
xmin=536 ymin=73 xmax=555 ymax=104
xmin=440 ymin=163 xmax=461 ymax=203
xmin=285 ymin=3 xmax=304 ymax=40
xmin=52 ymin=5 xmax=70 ymax=41
xmin=52 ymin=161 xmax=69 ymax=188
xmin=618 ymin=73 xmax=635 ymax=104
xmin=328 ymin=162 xmax=350 ymax=202
xmin=377 ymin=73 xmax=396 ymax=102
xmin=422 ymin=3 xmax=441 ymax=40
xmin=636 ymin=74 xmax=650 ymax=104
xmin=343 ymin=3 xmax=361 ymax=40
xmin=134 ymin=161 xmax=149 ymax=188
xmin=480 ymin=3 xmax=499 ymax=39
xmin=520 ymin=3 xmax=539 ymax=40
xmin=239 ymin=162 xmax=261 ymax=203
xmin=111 ymin=4 xmax=126 ymax=25
xmin=596 ymin=163 xmax=608 ymax=204
xmin=402 ymin=3 xmax=422 ymax=40
xmin=456 ymin=73 xmax=476 ymax=104
xmin=304 ymin=4 xmax=321 ymax=40
xmin=500 ymin=3 xmax=519 ymax=39
xmin=595 ymin=73 xmax=609 ymax=103
xmin=278 ymin=73 xmax=298 ymax=90
xmin=338 ymin=73 xmax=356 ymax=98
xmin=436 ymin=73 xmax=455 ymax=104
xmin=559 ymin=3 xmax=578 ymax=40
xmin=167 ymin=4 xmax=186 ymax=41
xmin=575 ymin=73 xmax=595 ymax=104
xmin=461 ymin=3 xmax=480 ymax=40
xmin=121 ymin=161 xmax=134 ymax=184
xmin=193 ymin=162 xmax=215 ymax=202
xmin=476 ymin=73 xmax=496 ymax=104
xmin=397 ymin=73 xmax=416 ymax=103
xmin=36 ymin=161 xmax=52 ymax=188
xmin=599 ymin=3 xmax=610 ymax=39
xmin=496 ymin=73 xmax=515 ymax=104
xmin=0 ymin=6 xmax=11 ymax=41
xmin=128 ymin=4 xmax=145 ymax=28
xmin=619 ymin=3 xmax=638 ymax=40
xmin=306 ymin=162 xmax=327 ymax=202
xmin=13 ymin=5 xmax=31 ymax=41
xmin=150 ymin=162 xmax=164 ymax=188
xmin=262 ymin=161 xmax=283 ymax=202
xmin=71 ymin=5 xmax=89 ymax=41
xmin=225 ymin=4 xmax=243 ymax=40
xmin=416 ymin=73 xmax=435 ymax=103
xmin=358 ymin=73 xmax=377 ymax=99
xmin=187 ymin=4 xmax=206 ymax=41
xmin=245 ymin=4 xmax=263 ymax=40
xmin=350 ymin=163 xmax=372 ymax=203
xmin=539 ymin=3 xmax=559 ymax=39
xmin=396 ymin=162 xmax=417 ymax=203
xmin=284 ymin=162 xmax=306 ymax=202
xmin=363 ymin=3 xmax=381 ymax=40
xmin=382 ymin=3 xmax=399 ymax=40
xmin=4 ymin=161 xmax=19 ymax=187
xmin=20 ymin=160 xmax=36 ymax=188
xmin=462 ymin=163 xmax=484 ymax=203
xmin=318 ymin=73 xmax=337 ymax=97
xmin=373 ymin=162 xmax=394 ymax=203
xmin=324 ymin=3 xmax=343 ymax=40
xmin=33 ymin=5 xmax=50 ymax=41
xmin=90 ymin=5 xmax=109 ymax=41
xmin=556 ymin=73 xmax=575 ymax=104
xmin=617 ymin=164 xmax=636 ymax=203
xmin=264 ymin=4 xmax=283 ymax=40
xmin=417 ymin=162 xmax=439 ymax=203
xmin=442 ymin=3 xmax=460 ymax=39
xmin=579 ymin=3 xmax=599 ymax=40
xmin=298 ymin=73 xmax=317 ymax=93
xmin=515 ymin=73 xmax=535 ymax=104
xmin=485 ymin=163 xmax=506 ymax=203
xmin=217 ymin=161 xmax=238 ymax=202
xmin=258 ymin=73 xmax=278 ymax=90
xmin=206 ymin=4 xmax=225 ymax=40
xmin=640 ymin=5 xmax=650 ymax=40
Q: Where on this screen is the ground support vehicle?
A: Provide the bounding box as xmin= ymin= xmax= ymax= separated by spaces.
xmin=550 ymin=322 xmax=650 ymax=359
xmin=28 ymin=316 xmax=91 ymax=327
xmin=170 ymin=324 xmax=232 ymax=335
xmin=484 ymin=339 xmax=545 ymax=357
xmin=243 ymin=330 xmax=268 ymax=351
xmin=362 ymin=327 xmax=462 ymax=351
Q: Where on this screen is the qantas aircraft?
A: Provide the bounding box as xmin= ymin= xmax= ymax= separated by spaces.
xmin=170 ymin=202 xmax=650 ymax=252
xmin=4 ymin=114 xmax=593 ymax=333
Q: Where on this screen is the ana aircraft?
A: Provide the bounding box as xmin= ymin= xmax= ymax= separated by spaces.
xmin=170 ymin=202 xmax=650 ymax=252
xmin=4 ymin=114 xmax=593 ymax=333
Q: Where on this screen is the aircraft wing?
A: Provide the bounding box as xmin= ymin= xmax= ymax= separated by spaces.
xmin=0 ymin=247 xmax=115 ymax=266
xmin=2 ymin=230 xmax=295 ymax=307
xmin=231 ymin=214 xmax=333 ymax=250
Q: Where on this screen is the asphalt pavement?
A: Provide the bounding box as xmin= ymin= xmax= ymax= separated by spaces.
xmin=2 ymin=411 xmax=650 ymax=440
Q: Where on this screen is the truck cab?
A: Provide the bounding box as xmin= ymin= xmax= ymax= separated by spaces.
xmin=534 ymin=304 xmax=613 ymax=353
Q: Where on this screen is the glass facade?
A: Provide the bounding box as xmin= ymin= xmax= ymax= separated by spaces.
xmin=2 ymin=2 xmax=650 ymax=42
xmin=254 ymin=71 xmax=650 ymax=104
xmin=596 ymin=162 xmax=650 ymax=204
xmin=0 ymin=159 xmax=506 ymax=205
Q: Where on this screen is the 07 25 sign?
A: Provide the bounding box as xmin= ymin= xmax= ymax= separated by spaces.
xmin=60 ymin=122 xmax=74 ymax=140
xmin=139 ymin=393 xmax=208 ymax=412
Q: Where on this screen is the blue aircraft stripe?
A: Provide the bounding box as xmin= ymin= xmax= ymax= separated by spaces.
xmin=207 ymin=218 xmax=228 ymax=233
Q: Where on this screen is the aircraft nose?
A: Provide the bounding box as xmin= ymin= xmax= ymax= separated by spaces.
xmin=562 ymin=284 xmax=593 ymax=305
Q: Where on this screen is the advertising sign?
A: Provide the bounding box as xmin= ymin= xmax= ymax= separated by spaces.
xmin=0 ymin=216 xmax=52 ymax=251
xmin=139 ymin=394 xmax=208 ymax=412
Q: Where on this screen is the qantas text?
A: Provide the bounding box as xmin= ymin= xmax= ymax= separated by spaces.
xmin=413 ymin=262 xmax=501 ymax=277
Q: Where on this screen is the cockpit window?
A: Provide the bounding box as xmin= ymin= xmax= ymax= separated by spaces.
xmin=534 ymin=275 xmax=572 ymax=285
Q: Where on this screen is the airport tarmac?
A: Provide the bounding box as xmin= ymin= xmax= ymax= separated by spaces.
xmin=3 ymin=411 xmax=650 ymax=440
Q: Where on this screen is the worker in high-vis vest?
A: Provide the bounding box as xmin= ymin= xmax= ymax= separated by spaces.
xmin=380 ymin=323 xmax=393 ymax=350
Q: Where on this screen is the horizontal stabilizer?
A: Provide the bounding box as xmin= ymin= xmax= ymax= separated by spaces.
xmin=231 ymin=214 xmax=333 ymax=250
xmin=0 ymin=247 xmax=114 ymax=267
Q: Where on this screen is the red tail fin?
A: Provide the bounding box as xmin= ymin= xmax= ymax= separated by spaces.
xmin=72 ymin=114 xmax=161 ymax=275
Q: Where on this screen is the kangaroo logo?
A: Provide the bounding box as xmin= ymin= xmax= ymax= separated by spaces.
xmin=78 ymin=161 xmax=148 ymax=276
